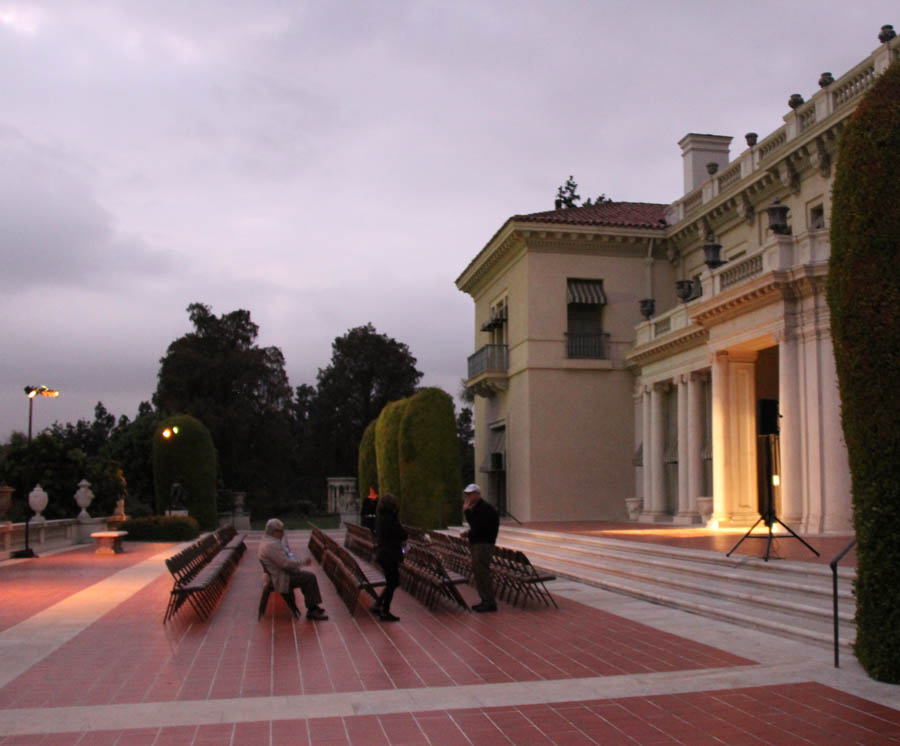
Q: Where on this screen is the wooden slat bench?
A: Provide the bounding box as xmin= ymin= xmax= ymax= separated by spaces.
xmin=163 ymin=525 xmax=246 ymax=623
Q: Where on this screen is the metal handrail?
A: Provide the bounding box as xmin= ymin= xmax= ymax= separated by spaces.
xmin=830 ymin=538 xmax=857 ymax=668
xmin=499 ymin=508 xmax=523 ymax=525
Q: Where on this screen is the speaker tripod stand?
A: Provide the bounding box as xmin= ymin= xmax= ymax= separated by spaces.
xmin=726 ymin=432 xmax=819 ymax=562
xmin=726 ymin=505 xmax=819 ymax=561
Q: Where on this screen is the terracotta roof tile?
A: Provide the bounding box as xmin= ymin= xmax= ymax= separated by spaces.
xmin=512 ymin=201 xmax=668 ymax=229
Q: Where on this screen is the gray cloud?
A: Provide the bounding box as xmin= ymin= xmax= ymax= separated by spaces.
xmin=0 ymin=0 xmax=893 ymax=438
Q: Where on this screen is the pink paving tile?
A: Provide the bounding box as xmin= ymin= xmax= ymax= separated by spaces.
xmin=0 ymin=543 xmax=178 ymax=633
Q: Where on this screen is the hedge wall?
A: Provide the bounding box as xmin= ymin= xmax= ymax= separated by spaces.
xmin=827 ymin=61 xmax=900 ymax=683
xmin=398 ymin=387 xmax=461 ymax=530
xmin=357 ymin=419 xmax=378 ymax=500
xmin=152 ymin=414 xmax=218 ymax=531
xmin=375 ymin=398 xmax=408 ymax=498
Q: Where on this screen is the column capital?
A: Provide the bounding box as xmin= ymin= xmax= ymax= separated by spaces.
xmin=652 ymin=380 xmax=672 ymax=393
xmin=690 ymin=369 xmax=710 ymax=383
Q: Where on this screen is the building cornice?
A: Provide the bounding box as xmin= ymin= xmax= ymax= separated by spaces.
xmin=625 ymin=325 xmax=709 ymax=368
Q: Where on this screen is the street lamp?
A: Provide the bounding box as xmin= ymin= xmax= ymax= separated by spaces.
xmin=24 ymin=385 xmax=59 ymax=443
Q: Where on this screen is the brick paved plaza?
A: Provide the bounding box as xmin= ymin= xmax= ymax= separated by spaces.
xmin=0 ymin=531 xmax=896 ymax=745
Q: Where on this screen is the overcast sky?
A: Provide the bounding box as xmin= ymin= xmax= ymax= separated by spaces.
xmin=0 ymin=1 xmax=894 ymax=440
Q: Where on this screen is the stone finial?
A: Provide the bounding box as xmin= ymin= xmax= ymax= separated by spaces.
xmin=74 ymin=479 xmax=94 ymax=521
xmin=818 ymin=72 xmax=834 ymax=88
xmin=745 ymin=132 xmax=758 ymax=147
xmin=878 ymin=24 xmax=896 ymax=43
xmin=705 ymin=162 xmax=719 ymax=175
xmin=28 ymin=484 xmax=49 ymax=523
xmin=788 ymin=93 xmax=805 ymax=109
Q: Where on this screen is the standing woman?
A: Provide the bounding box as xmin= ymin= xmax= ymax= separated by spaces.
xmin=373 ymin=493 xmax=407 ymax=622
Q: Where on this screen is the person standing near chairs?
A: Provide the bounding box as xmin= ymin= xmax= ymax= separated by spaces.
xmin=461 ymin=483 xmax=499 ymax=612
xmin=258 ymin=518 xmax=328 ymax=620
xmin=372 ymin=493 xmax=407 ymax=622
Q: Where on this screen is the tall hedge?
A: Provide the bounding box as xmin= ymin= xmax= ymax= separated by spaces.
xmin=398 ymin=387 xmax=462 ymax=530
xmin=152 ymin=414 xmax=218 ymax=531
xmin=375 ymin=398 xmax=408 ymax=497
xmin=827 ymin=61 xmax=900 ymax=683
xmin=358 ymin=419 xmax=378 ymax=499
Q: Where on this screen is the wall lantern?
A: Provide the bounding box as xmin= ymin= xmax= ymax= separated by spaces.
xmin=675 ymin=280 xmax=694 ymax=301
xmin=766 ymin=198 xmax=791 ymax=235
xmin=702 ymin=236 xmax=725 ymax=270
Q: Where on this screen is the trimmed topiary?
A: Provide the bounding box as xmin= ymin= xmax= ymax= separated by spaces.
xmin=152 ymin=414 xmax=218 ymax=531
xmin=827 ymin=61 xmax=900 ymax=683
xmin=375 ymin=398 xmax=408 ymax=497
xmin=398 ymin=387 xmax=462 ymax=530
xmin=358 ymin=419 xmax=378 ymax=499
xmin=121 ymin=515 xmax=200 ymax=541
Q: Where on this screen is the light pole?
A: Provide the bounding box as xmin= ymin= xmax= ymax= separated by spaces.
xmin=15 ymin=386 xmax=59 ymax=559
xmin=24 ymin=385 xmax=59 ymax=443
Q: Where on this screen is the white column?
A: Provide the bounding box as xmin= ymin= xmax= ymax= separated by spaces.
xmin=674 ymin=374 xmax=693 ymax=523
xmin=687 ymin=371 xmax=707 ymax=506
xmin=728 ymin=351 xmax=759 ymax=524
xmin=710 ymin=351 xmax=729 ymax=524
xmin=645 ymin=382 xmax=667 ymax=519
xmin=777 ymin=328 xmax=803 ymax=524
xmin=820 ymin=335 xmax=853 ymax=533
xmin=641 ymin=386 xmax=652 ymax=513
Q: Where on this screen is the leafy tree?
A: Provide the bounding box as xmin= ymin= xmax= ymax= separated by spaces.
xmin=554 ymin=175 xmax=609 ymax=209
xmin=0 ymin=428 xmax=125 ymax=521
xmin=307 ymin=323 xmax=422 ymax=477
xmin=153 ymin=303 xmax=294 ymax=517
xmin=827 ymin=61 xmax=900 ymax=683
xmin=106 ymin=401 xmax=159 ymax=516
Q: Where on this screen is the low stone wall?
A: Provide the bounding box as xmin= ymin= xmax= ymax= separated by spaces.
xmin=0 ymin=517 xmax=108 ymax=559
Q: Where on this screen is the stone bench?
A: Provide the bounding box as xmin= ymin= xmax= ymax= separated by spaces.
xmin=90 ymin=531 xmax=128 ymax=555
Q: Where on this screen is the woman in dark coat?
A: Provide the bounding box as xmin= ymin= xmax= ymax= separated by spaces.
xmin=373 ymin=493 xmax=407 ymax=622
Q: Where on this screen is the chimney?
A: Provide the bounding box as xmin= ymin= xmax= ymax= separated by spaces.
xmin=678 ymin=133 xmax=733 ymax=193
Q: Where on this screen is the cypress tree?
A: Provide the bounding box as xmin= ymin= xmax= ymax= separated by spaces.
xmin=357 ymin=419 xmax=378 ymax=499
xmin=152 ymin=414 xmax=218 ymax=531
xmin=398 ymin=388 xmax=462 ymax=529
xmin=375 ymin=399 xmax=408 ymax=497
xmin=827 ymin=61 xmax=900 ymax=683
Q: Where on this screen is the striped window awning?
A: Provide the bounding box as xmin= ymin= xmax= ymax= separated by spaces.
xmin=567 ymin=279 xmax=606 ymax=305
xmin=480 ymin=304 xmax=508 ymax=331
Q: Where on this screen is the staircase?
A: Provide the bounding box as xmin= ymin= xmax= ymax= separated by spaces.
xmin=487 ymin=525 xmax=857 ymax=650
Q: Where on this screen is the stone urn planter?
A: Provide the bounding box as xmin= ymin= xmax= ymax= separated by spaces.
xmin=28 ymin=484 xmax=49 ymax=524
xmin=625 ymin=497 xmax=643 ymax=521
xmin=0 ymin=484 xmax=13 ymax=524
xmin=74 ymin=479 xmax=94 ymax=520
xmin=696 ymin=496 xmax=714 ymax=526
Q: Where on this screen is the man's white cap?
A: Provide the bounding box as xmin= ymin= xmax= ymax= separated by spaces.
xmin=463 ymin=483 xmax=481 ymax=493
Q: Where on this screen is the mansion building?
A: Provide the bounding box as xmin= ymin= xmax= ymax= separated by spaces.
xmin=456 ymin=28 xmax=899 ymax=533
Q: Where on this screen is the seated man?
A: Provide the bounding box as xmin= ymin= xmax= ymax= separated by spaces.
xmin=258 ymin=518 xmax=328 ymax=620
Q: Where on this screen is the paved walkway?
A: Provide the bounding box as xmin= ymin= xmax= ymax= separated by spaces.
xmin=0 ymin=530 xmax=894 ymax=745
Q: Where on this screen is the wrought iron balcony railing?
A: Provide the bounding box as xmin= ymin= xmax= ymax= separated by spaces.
xmin=467 ymin=344 xmax=508 ymax=378
xmin=565 ymin=332 xmax=610 ymax=360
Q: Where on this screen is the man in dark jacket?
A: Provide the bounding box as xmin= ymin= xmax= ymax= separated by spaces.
xmin=461 ymin=483 xmax=499 ymax=612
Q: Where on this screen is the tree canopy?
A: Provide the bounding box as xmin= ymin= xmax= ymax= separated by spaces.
xmin=554 ymin=175 xmax=610 ymax=209
xmin=153 ymin=303 xmax=294 ymax=514
xmin=308 ymin=323 xmax=423 ymax=477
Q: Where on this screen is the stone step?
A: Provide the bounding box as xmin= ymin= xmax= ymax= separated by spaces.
xmin=486 ymin=526 xmax=856 ymax=649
